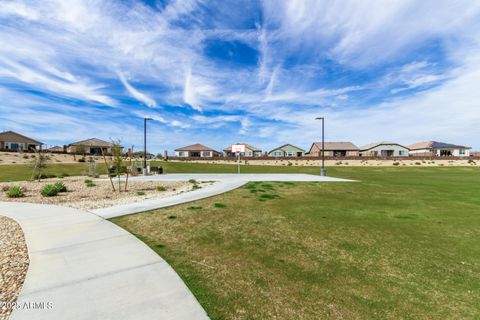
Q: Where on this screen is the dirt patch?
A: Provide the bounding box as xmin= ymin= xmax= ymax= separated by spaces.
xmin=172 ymin=158 xmax=478 ymax=167
xmin=0 ymin=177 xmax=215 ymax=211
xmin=0 ymin=216 xmax=29 ymax=320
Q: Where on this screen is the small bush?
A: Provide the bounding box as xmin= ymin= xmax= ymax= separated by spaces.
xmin=156 ymin=185 xmax=166 ymax=191
xmin=53 ymin=181 xmax=67 ymax=193
xmin=137 ymin=191 xmax=146 ymax=196
xmin=214 ymin=203 xmax=227 ymax=208
xmin=84 ymin=179 xmax=93 ymax=183
xmin=85 ymin=181 xmax=96 ymax=187
xmin=168 ymin=215 xmax=177 ymax=219
xmin=41 ymin=184 xmax=58 ymax=197
xmin=78 ymin=157 xmax=86 ymax=162
xmin=393 ymin=162 xmax=400 ymax=166
xmin=192 ymin=184 xmax=202 ymax=190
xmin=415 ymin=162 xmax=422 ymax=165
xmin=188 ymin=179 xmax=197 ymax=184
xmin=187 ymin=206 xmax=202 ymax=210
xmin=6 ymin=186 xmax=24 ymax=198
xmin=22 ymin=155 xmax=29 ymax=159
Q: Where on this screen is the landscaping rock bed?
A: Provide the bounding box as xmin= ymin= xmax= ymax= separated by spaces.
xmin=0 ymin=177 xmax=211 ymax=211
xmin=0 ymin=216 xmax=29 ymax=320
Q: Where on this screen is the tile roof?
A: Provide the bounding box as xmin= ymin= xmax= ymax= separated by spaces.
xmin=407 ymin=141 xmax=471 ymax=150
xmin=223 ymin=143 xmax=262 ymax=152
xmin=68 ymin=138 xmax=114 ymax=147
xmin=312 ymin=142 xmax=359 ymax=151
xmin=359 ymin=141 xmax=408 ymax=151
xmin=175 ymin=144 xmax=219 ymax=152
xmin=0 ymin=131 xmax=43 ymax=145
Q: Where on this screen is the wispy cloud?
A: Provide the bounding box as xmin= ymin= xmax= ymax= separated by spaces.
xmin=1 ymin=0 xmax=480 ymax=152
xmin=117 ymin=71 xmax=157 ymax=108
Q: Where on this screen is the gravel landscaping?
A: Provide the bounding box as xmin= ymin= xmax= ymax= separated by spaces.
xmin=0 ymin=216 xmax=29 ymax=320
xmin=0 ymin=177 xmax=214 ymax=211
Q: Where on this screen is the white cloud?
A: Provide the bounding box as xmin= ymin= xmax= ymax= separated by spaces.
xmin=117 ymin=71 xmax=157 ymax=108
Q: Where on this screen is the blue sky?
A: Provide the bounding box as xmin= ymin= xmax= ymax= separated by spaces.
xmin=1 ymin=0 xmax=480 ymax=153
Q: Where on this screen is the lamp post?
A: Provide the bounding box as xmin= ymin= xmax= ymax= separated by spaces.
xmin=143 ymin=117 xmax=153 ymax=175
xmin=315 ymin=117 xmax=326 ymax=176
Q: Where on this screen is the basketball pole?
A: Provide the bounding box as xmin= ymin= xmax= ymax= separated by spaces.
xmin=237 ymin=152 xmax=240 ymax=174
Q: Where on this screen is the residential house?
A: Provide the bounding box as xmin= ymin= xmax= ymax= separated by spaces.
xmin=0 ymin=131 xmax=42 ymax=151
xmin=223 ymin=143 xmax=262 ymax=157
xmin=407 ymin=141 xmax=471 ymax=157
xmin=359 ymin=141 xmax=409 ymax=157
xmin=307 ymin=142 xmax=359 ymax=157
xmin=175 ymin=144 xmax=222 ymax=158
xmin=268 ymin=144 xmax=305 ymax=157
xmin=67 ymin=138 xmax=116 ymax=155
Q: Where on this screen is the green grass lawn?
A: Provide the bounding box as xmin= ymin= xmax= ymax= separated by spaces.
xmin=112 ymin=167 xmax=480 ymax=319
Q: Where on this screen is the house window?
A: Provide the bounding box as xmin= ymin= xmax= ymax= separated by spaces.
xmin=287 ymin=151 xmax=294 ymax=156
xmin=178 ymin=152 xmax=185 ymax=157
xmin=459 ymin=149 xmax=465 ymax=155
xmin=274 ymin=151 xmax=283 ymax=156
xmin=398 ymin=150 xmax=407 ymax=156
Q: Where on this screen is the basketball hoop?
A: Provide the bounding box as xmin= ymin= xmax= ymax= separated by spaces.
xmin=231 ymin=144 xmax=246 ymax=154
xmin=231 ymin=144 xmax=246 ymax=174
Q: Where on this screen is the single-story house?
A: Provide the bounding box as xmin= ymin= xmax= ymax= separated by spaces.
xmin=359 ymin=141 xmax=409 ymax=157
xmin=268 ymin=144 xmax=305 ymax=157
xmin=0 ymin=131 xmax=42 ymax=151
xmin=67 ymin=138 xmax=116 ymax=155
xmin=223 ymin=143 xmax=262 ymax=157
xmin=175 ymin=144 xmax=222 ymax=158
xmin=307 ymin=142 xmax=359 ymax=157
xmin=407 ymin=141 xmax=471 ymax=157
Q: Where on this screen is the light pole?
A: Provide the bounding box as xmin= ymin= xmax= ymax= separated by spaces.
xmin=144 ymin=117 xmax=153 ymax=175
xmin=315 ymin=117 xmax=326 ymax=176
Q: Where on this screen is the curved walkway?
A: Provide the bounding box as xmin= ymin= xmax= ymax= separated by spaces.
xmin=0 ymin=202 xmax=209 ymax=320
xmin=92 ymin=173 xmax=352 ymax=218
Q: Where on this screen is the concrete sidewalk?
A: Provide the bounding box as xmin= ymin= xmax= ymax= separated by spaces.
xmin=92 ymin=173 xmax=353 ymax=218
xmin=0 ymin=202 xmax=209 ymax=320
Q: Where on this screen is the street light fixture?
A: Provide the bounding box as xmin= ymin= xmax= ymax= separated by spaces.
xmin=315 ymin=117 xmax=326 ymax=176
xmin=143 ymin=117 xmax=153 ymax=175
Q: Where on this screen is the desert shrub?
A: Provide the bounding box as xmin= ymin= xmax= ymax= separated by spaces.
xmin=84 ymin=179 xmax=96 ymax=187
xmin=78 ymin=157 xmax=86 ymax=162
xmin=468 ymin=159 xmax=476 ymax=164
xmin=41 ymin=184 xmax=58 ymax=197
xmin=393 ymin=162 xmax=400 ymax=166
xmin=415 ymin=162 xmax=422 ymax=165
xmin=287 ymin=162 xmax=293 ymax=166
xmin=156 ymin=186 xmax=166 ymax=191
xmin=6 ymin=186 xmax=24 ymax=198
xmin=188 ymin=179 xmax=197 ymax=184
xmin=214 ymin=203 xmax=227 ymax=208
xmin=137 ymin=191 xmax=146 ymax=196
xmin=22 ymin=155 xmax=29 ymax=159
xmin=53 ymin=181 xmax=67 ymax=193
